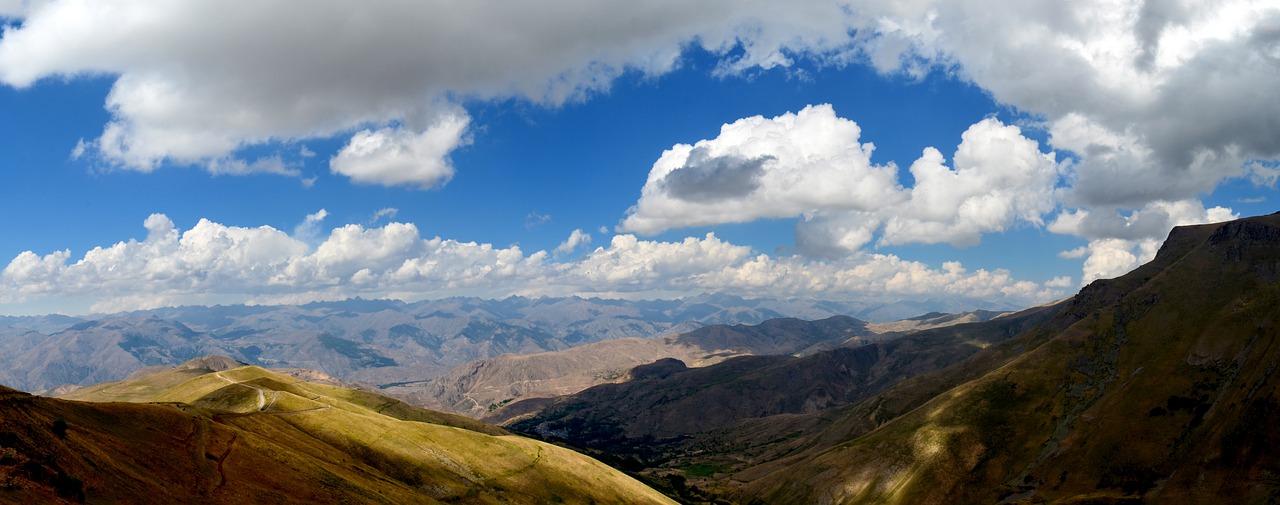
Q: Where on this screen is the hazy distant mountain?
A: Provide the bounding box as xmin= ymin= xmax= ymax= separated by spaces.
xmin=0 ymin=294 xmax=1010 ymax=394
xmin=498 ymin=213 xmax=1280 ymax=503
xmin=0 ymin=357 xmax=673 ymax=504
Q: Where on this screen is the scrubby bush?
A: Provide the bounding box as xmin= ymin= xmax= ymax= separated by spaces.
xmin=51 ymin=418 xmax=68 ymax=439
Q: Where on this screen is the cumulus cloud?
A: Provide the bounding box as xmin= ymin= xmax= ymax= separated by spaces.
xmin=1 ymin=0 xmax=1273 ymax=302
xmin=0 ymin=0 xmax=864 ymax=178
xmin=879 ymin=118 xmax=1060 ymax=247
xmin=329 ymin=109 xmax=470 ymax=189
xmin=0 ymin=0 xmax=1273 ymax=199
xmin=860 ymin=0 xmax=1280 ymax=206
xmin=661 ymin=149 xmax=774 ymax=201
xmin=554 ymin=229 xmax=592 ymax=256
xmin=620 ymin=104 xmax=904 ymax=235
xmin=627 ymin=107 xmax=1061 ymax=256
xmin=1049 ymin=200 xmax=1238 ymax=283
xmin=0 ymin=1 xmax=24 ymax=17
xmin=0 ymin=214 xmax=1069 ymax=314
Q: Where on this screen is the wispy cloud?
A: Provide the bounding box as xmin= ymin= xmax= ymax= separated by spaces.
xmin=370 ymin=208 xmax=399 ymax=224
xmin=554 ymin=229 xmax=592 ymax=256
xmin=525 ymin=212 xmax=552 ymax=229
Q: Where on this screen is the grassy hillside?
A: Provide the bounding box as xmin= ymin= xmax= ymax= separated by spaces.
xmin=3 ymin=362 xmax=675 ymax=504
xmin=735 ymin=214 xmax=1280 ymax=503
xmin=498 ymin=302 xmax=1058 ymax=501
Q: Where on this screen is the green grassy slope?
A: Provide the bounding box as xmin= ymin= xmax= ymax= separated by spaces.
xmin=4 ymin=364 xmax=675 ymax=504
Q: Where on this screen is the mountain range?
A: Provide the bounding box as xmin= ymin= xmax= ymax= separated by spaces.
xmin=7 ymin=212 xmax=1278 ymax=503
xmin=405 ymin=310 xmax=1004 ymax=417
xmin=493 ymin=212 xmax=1280 ymax=503
xmin=0 ymin=294 xmax=1013 ymax=395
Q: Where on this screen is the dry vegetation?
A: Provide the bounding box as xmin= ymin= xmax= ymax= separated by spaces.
xmin=3 ymin=362 xmax=675 ymax=504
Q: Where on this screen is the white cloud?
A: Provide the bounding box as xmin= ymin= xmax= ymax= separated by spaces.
xmin=1058 ymin=247 xmax=1088 ymax=260
xmin=555 ymin=229 xmax=592 ymax=256
xmin=0 ymin=1 xmax=1273 ymax=302
xmin=626 ymin=108 xmax=1061 ymax=256
xmin=525 ymin=213 xmax=552 ymax=229
xmin=619 ymin=104 xmax=903 ymax=235
xmin=0 ymin=0 xmax=1273 ymax=200
xmin=292 ymin=209 xmax=328 ymax=246
xmin=879 ymin=118 xmax=1060 ymax=247
xmin=0 ymin=0 xmax=865 ymax=178
xmin=0 ymin=2 xmax=22 ymax=17
xmin=1077 ymin=238 xmax=1152 ymax=285
xmin=1247 ymin=160 xmax=1280 ymax=188
xmin=859 ymin=0 xmax=1280 ymax=206
xmin=0 ymin=214 xmax=1070 ymax=314
xmin=1044 ymin=276 xmax=1074 ymax=289
xmin=204 ymin=156 xmax=298 ymax=177
xmin=329 ymin=109 xmax=470 ymax=189
xmin=1048 ymin=200 xmax=1238 ymax=284
xmin=370 ymin=208 xmax=399 ymax=224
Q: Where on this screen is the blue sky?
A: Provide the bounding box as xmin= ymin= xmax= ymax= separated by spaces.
xmin=0 ymin=1 xmax=1276 ymax=315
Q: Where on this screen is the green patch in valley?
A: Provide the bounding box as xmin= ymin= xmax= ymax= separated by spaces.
xmin=683 ymin=463 xmax=729 ymax=477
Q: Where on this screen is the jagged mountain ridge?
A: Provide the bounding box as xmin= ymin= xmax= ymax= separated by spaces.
xmin=498 ymin=212 xmax=1280 ymax=503
xmin=0 ymin=357 xmax=675 ymax=504
xmin=0 ymin=294 xmax=1014 ymax=394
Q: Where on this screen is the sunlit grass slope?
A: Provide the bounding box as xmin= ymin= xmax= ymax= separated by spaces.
xmin=4 ymin=362 xmax=675 ymax=504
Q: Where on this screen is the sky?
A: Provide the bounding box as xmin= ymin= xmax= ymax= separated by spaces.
xmin=0 ymin=0 xmax=1276 ymax=316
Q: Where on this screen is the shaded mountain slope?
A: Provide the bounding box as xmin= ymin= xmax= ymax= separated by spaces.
xmin=734 ymin=213 xmax=1280 ymax=503
xmin=496 ymin=303 xmax=1058 ymax=467
xmin=2 ymin=360 xmax=675 ymax=504
xmin=494 ymin=213 xmax=1280 ymax=503
xmin=405 ymin=312 xmax=1003 ymax=418
xmin=399 ymin=315 xmax=892 ymax=417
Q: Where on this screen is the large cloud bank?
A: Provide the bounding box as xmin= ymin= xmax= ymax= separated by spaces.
xmin=2 ymin=1 xmax=1274 ymax=194
xmin=0 ymin=214 xmax=1061 ymax=314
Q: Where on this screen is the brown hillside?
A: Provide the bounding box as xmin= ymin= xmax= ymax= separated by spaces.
xmin=2 ymin=363 xmax=676 ymax=504
xmin=738 ymin=213 xmax=1280 ymax=503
